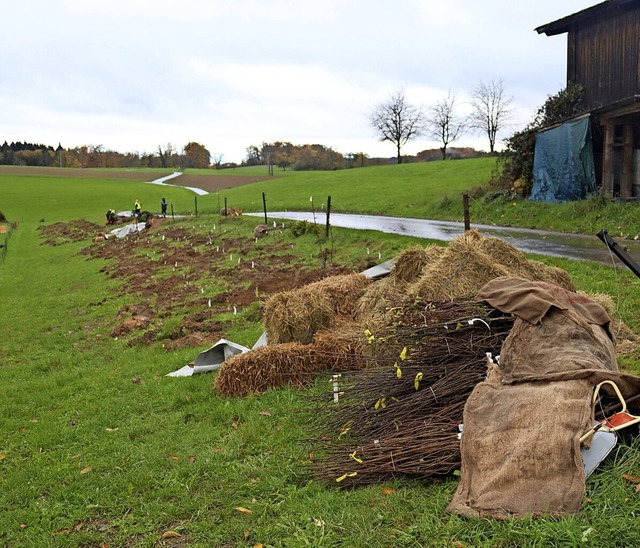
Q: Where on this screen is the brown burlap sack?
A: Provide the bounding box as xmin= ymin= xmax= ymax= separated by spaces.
xmin=448 ymin=364 xmax=593 ymax=519
xmin=447 ymin=277 xmax=640 ymax=519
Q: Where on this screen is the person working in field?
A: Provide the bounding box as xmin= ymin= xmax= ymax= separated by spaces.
xmin=134 ymin=199 xmax=141 ymax=219
xmin=161 ymin=197 xmax=167 ymax=218
xmin=106 ymin=209 xmax=116 ymax=225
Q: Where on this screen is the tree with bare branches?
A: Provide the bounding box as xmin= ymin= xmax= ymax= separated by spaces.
xmin=427 ymin=91 xmax=465 ymax=160
xmin=469 ymin=79 xmax=514 ymax=153
xmin=369 ymin=88 xmax=426 ymax=163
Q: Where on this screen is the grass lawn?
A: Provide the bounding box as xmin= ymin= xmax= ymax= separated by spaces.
xmin=0 ymin=162 xmax=639 ymax=547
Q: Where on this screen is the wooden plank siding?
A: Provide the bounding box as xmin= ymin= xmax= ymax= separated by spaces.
xmin=567 ymin=7 xmax=640 ymax=110
xmin=537 ymin=1 xmax=640 ymax=197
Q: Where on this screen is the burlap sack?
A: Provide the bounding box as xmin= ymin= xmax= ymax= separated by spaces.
xmin=448 ymin=363 xmax=593 ymax=518
xmin=447 ymin=277 xmax=639 ymax=518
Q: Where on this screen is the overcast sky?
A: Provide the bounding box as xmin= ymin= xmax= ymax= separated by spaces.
xmin=2 ymin=0 xmax=594 ymax=163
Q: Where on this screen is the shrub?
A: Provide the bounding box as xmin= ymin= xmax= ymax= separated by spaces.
xmin=498 ymin=83 xmax=586 ymax=195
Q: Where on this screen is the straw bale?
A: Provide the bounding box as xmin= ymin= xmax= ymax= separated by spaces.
xmin=311 ymin=273 xmax=371 ymax=316
xmin=311 ymin=323 xmax=371 ymax=371
xmin=214 ymin=328 xmax=373 ymax=397
xmin=391 ymin=245 xmax=444 ymax=285
xmin=526 ymin=260 xmax=575 ymax=291
xmin=478 ymin=237 xmax=536 ymax=277
xmin=263 ymin=290 xmax=334 ymax=344
xmin=403 ymin=231 xmax=578 ymax=301
xmin=409 ymin=241 xmax=512 ymax=301
xmin=479 ymin=237 xmax=575 ymax=290
xmin=263 ymin=273 xmax=371 ymax=344
xmin=354 ymin=277 xmax=409 ymax=329
xmin=214 ymin=342 xmax=317 ymax=397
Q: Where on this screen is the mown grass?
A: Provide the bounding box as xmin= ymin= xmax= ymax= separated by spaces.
xmin=188 ymin=159 xmax=640 ymax=238
xmin=1 ymin=163 xmax=639 ymax=547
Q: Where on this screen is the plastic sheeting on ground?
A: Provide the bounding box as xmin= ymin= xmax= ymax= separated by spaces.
xmin=166 ymin=338 xmax=250 ymax=377
xmin=106 ymin=222 xmax=147 ymax=239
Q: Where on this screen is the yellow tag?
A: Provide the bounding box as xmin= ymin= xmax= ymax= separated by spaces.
xmin=336 ymin=472 xmax=358 ymax=482
xmin=414 ymin=372 xmax=424 ymax=390
xmin=374 ymin=397 xmax=386 ymax=409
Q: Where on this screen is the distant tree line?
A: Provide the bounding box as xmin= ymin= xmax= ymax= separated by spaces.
xmin=244 ymin=141 xmax=349 ymax=171
xmin=0 ymin=141 xmax=215 ymax=169
xmin=1 ymin=137 xmax=489 ymax=173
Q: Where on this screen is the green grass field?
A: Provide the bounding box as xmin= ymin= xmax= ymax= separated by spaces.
xmin=0 ymin=162 xmax=639 ymax=547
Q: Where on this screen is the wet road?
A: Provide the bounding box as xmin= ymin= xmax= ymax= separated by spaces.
xmin=249 ymin=211 xmax=640 ymax=266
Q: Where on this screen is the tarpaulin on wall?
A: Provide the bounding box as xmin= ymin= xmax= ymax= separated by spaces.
xmin=531 ymin=115 xmax=596 ymax=202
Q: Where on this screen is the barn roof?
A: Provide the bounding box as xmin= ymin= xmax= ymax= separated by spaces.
xmin=535 ymin=0 xmax=638 ymax=36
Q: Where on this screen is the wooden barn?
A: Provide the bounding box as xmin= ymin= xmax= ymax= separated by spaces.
xmin=536 ymin=0 xmax=640 ymax=199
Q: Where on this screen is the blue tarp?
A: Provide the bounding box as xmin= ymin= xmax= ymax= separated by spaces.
xmin=531 ymin=116 xmax=596 ymax=203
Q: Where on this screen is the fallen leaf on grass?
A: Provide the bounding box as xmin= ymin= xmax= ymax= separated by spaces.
xmin=73 ymin=521 xmax=83 ymax=531
xmin=244 ymin=530 xmax=251 ymax=540
xmin=130 ymin=378 xmax=144 ymax=384
xmin=162 ymin=531 xmax=181 ymax=538
xmin=234 ymin=507 xmax=253 ymax=515
xmin=258 ymin=410 xmax=272 ymax=416
xmin=80 ymin=467 xmax=92 ymax=474
xmin=166 ymin=455 xmax=179 ymax=461
xmin=19 ymin=523 xmax=27 ymax=529
xmin=106 ymin=428 xmax=119 ymax=432
xmin=380 ymin=487 xmax=396 ymax=496
xmin=0 ymin=454 xmax=5 ymax=461
xmin=54 ymin=528 xmax=71 ymax=535
xmin=254 ymin=544 xmax=264 ymax=548
xmin=621 ymin=473 xmax=640 ymax=484
xmin=231 ymin=419 xmax=240 ymax=430
xmin=189 ymin=455 xmax=196 ymax=463
xmin=635 ymin=484 xmax=640 ymax=494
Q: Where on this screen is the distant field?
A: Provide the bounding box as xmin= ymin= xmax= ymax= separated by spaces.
xmin=0 ymin=165 xmax=279 ymax=193
xmin=172 ymin=173 xmax=272 ymax=192
xmin=0 ymin=166 xmax=167 ymax=181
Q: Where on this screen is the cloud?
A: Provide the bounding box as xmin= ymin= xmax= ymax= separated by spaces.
xmin=3 ymin=0 xmax=592 ymax=162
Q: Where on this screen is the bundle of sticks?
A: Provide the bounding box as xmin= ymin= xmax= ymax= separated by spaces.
xmin=308 ymin=297 xmax=515 ymax=487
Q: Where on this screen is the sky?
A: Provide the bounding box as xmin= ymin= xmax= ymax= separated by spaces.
xmin=2 ymin=0 xmax=595 ymax=164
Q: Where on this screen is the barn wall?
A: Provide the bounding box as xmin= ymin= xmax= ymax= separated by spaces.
xmin=567 ymin=6 xmax=640 ymax=110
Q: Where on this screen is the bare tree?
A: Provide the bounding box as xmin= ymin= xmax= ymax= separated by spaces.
xmin=427 ymin=91 xmax=465 ymax=160
xmin=469 ymin=79 xmax=514 ymax=153
xmin=369 ymin=88 xmax=426 ymax=163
